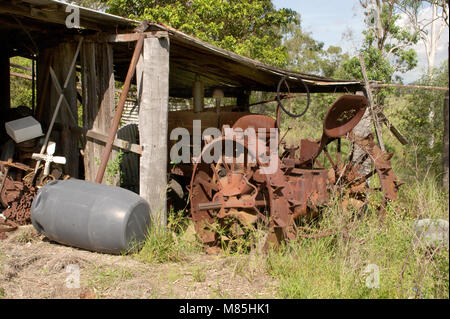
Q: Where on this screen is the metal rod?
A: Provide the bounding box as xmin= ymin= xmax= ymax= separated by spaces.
xmin=95 ymin=33 xmax=145 ymax=184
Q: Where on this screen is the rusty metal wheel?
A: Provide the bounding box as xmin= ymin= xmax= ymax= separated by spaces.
xmin=189 ymin=137 xmax=273 ymax=252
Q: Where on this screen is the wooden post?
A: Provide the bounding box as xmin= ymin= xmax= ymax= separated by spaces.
xmin=36 ymin=50 xmax=52 ymax=121
xmin=136 ymin=36 xmax=170 ymax=226
xmin=41 ymin=42 xmax=79 ymax=178
xmin=81 ymin=41 xmax=117 ymax=184
xmin=0 ymin=49 xmax=10 ymax=111
xmin=237 ymin=91 xmax=250 ymax=111
xmin=359 ymin=55 xmax=385 ymax=152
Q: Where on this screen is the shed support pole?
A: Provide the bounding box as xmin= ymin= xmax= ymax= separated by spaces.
xmin=137 ymin=36 xmax=170 ymax=226
xmin=0 ymin=49 xmax=10 ymax=111
xmin=236 ymin=91 xmax=250 ymax=111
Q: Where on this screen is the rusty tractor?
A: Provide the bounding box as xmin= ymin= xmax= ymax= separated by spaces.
xmin=188 ymin=92 xmax=402 ymax=252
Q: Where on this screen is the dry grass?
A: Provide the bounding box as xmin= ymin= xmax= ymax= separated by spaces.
xmin=0 ymin=226 xmax=277 ymax=299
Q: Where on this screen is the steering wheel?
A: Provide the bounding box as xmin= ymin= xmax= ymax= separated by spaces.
xmin=276 ymin=75 xmax=311 ymax=118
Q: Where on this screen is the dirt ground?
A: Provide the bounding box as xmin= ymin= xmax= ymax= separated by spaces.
xmin=0 ymin=225 xmax=278 ymax=299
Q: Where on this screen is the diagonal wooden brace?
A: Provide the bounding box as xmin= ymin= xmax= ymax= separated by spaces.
xmin=48 ymin=66 xmax=78 ymax=127
xmin=32 ymin=38 xmax=83 ymax=184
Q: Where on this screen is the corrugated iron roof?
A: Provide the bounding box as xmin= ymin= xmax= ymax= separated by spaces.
xmin=1 ymin=0 xmax=364 ymax=95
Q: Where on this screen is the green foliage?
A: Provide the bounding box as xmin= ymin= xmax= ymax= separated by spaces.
xmin=135 ymin=209 xmax=202 ymax=264
xmin=10 ymin=57 xmax=33 ymax=108
xmin=344 ymin=1 xmax=419 ymax=83
xmin=94 ymin=150 xmax=124 ymax=186
xmin=136 ymin=221 xmax=187 ymax=264
xmin=104 ymin=0 xmax=297 ymax=66
xmin=105 ymin=150 xmax=124 ymax=186
xmin=190 ymin=265 xmax=207 ymax=282
xmin=399 ymin=61 xmax=449 ymax=176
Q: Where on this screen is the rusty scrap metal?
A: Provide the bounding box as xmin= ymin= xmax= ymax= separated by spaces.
xmin=188 ymin=94 xmax=402 ymax=252
xmin=0 ymin=169 xmax=37 ymax=227
xmin=0 ymin=159 xmax=66 ymax=239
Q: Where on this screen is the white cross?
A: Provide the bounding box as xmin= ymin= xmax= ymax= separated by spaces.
xmin=31 ymin=141 xmax=66 ymax=176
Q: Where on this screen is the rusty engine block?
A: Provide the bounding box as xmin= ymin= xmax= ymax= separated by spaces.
xmin=188 ymin=94 xmax=402 ymax=252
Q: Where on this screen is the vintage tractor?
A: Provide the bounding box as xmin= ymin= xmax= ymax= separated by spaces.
xmin=188 ymin=84 xmax=402 ymax=252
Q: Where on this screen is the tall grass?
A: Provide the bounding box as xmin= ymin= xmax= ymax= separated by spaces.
xmin=132 ymin=173 xmax=448 ymax=298
xmin=265 ymin=176 xmax=448 ymax=299
xmin=134 ymin=209 xmax=202 ymax=264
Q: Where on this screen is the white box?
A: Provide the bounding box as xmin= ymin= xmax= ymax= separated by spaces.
xmin=5 ymin=116 xmax=43 ymax=143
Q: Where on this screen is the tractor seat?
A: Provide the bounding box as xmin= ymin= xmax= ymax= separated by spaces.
xmin=232 ymin=114 xmax=276 ymax=132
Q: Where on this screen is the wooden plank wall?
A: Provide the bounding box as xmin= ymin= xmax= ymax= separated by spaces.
xmin=37 ymin=42 xmax=79 ymax=178
xmin=81 ymin=41 xmax=118 ymax=184
xmin=0 ymin=49 xmax=10 ymax=111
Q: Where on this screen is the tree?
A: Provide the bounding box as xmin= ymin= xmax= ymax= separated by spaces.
xmin=345 ymin=0 xmax=419 ymax=82
xmin=397 ymin=0 xmax=449 ymax=77
xmin=400 ymin=61 xmax=448 ymax=177
xmin=395 ymin=1 xmax=449 ymax=172
xmin=103 ymin=0 xmax=298 ymax=67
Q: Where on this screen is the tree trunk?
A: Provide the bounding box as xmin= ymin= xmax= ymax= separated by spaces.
xmin=443 ymin=90 xmax=449 ymax=191
xmin=352 ymin=106 xmax=373 ymax=175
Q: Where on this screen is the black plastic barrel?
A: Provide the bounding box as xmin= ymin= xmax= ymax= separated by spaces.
xmin=31 ymin=179 xmax=151 ymax=254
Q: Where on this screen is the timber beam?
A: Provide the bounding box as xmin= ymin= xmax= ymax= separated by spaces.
xmin=83 ymin=31 xmax=169 ymax=43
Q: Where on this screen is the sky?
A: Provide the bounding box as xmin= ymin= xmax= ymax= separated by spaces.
xmin=272 ymin=0 xmax=449 ymax=83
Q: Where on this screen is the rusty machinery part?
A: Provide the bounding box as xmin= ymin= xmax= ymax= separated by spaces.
xmin=276 ymin=75 xmax=310 ymax=119
xmin=300 ymin=132 xmax=402 ymax=214
xmin=189 ymin=94 xmax=402 ymax=251
xmin=295 ymin=94 xmax=369 ymax=166
xmin=189 ymin=136 xmax=270 ymax=251
xmin=277 ymin=93 xmax=395 ymax=217
xmin=189 ymin=114 xmax=332 ymax=251
xmin=291 ymin=95 xmax=402 ymax=213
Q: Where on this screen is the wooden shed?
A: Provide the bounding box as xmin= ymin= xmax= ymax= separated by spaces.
xmin=0 ymin=0 xmax=364 ymax=223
